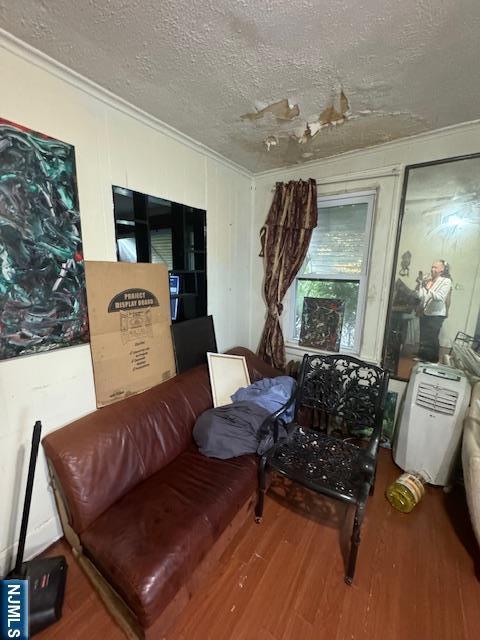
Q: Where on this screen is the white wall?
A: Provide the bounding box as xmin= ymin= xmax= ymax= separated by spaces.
xmin=250 ymin=121 xmax=480 ymax=367
xmin=0 ymin=37 xmax=253 ymax=576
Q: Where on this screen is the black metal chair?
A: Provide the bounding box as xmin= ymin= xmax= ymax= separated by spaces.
xmin=256 ymin=353 xmax=389 ymax=584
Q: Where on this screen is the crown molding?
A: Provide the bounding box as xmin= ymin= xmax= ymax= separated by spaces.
xmin=0 ymin=28 xmax=253 ymax=179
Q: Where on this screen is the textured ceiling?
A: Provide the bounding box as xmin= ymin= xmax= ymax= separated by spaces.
xmin=1 ymin=0 xmax=480 ymax=172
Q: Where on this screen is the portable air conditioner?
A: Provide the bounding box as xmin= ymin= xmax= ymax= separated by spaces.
xmin=393 ymin=362 xmax=471 ymax=486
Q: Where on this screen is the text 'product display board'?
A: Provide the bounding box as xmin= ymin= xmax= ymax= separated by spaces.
xmin=85 ymin=261 xmax=176 ymax=407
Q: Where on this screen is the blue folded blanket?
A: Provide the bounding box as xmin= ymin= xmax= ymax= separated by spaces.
xmin=231 ymin=376 xmax=296 ymax=423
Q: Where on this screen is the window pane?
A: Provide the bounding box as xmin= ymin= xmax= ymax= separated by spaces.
xmin=151 ymin=229 xmax=173 ymax=270
xmin=301 ymin=202 xmax=368 ymax=276
xmin=117 ymin=236 xmax=137 ymax=262
xmin=295 ymin=279 xmax=360 ymax=350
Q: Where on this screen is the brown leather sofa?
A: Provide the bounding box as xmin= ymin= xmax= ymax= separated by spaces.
xmin=42 ymin=347 xmax=279 ymax=639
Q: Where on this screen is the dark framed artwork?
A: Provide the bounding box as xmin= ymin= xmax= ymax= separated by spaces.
xmin=380 ymin=391 xmax=398 ymax=449
xmin=299 ymin=297 xmax=344 ymax=351
xmin=171 ymin=315 xmax=217 ymax=374
xmin=383 ymin=153 xmax=480 ymax=380
xmin=0 ymin=118 xmax=88 ymax=360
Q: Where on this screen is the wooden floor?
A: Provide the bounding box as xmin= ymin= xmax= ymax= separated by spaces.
xmin=38 ymin=451 xmax=480 ymax=640
xmin=398 ymin=355 xmax=416 ymax=379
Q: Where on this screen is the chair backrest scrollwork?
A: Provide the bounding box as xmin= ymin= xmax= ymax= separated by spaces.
xmin=295 ymin=354 xmax=389 ymax=431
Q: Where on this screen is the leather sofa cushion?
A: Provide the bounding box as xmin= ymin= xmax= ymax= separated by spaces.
xmin=43 ymin=365 xmax=213 ymax=533
xmin=80 ymin=447 xmax=257 ymax=627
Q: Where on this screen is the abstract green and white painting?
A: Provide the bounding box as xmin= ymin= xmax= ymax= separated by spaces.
xmin=0 ymin=118 xmax=88 ymax=360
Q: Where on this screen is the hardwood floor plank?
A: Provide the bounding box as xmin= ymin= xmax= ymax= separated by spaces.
xmin=281 ymin=612 xmax=316 ymax=640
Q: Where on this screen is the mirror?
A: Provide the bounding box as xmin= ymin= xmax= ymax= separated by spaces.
xmin=383 ymin=154 xmax=480 ymax=380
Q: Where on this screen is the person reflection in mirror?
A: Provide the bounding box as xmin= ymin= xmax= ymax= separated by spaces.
xmin=416 ymin=260 xmax=452 ymax=362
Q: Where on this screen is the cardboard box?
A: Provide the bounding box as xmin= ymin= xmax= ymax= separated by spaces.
xmin=85 ymin=261 xmax=176 ymax=407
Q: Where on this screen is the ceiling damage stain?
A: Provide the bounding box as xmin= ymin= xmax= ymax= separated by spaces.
xmin=240 ymin=90 xmax=354 ymax=152
xmin=264 ymin=135 xmax=279 ymax=151
xmin=240 ymin=98 xmax=300 ymax=122
xmin=298 ymin=90 xmax=352 ymax=143
xmin=240 ymin=89 xmax=425 ymax=159
xmin=317 ymin=90 xmax=350 ymax=128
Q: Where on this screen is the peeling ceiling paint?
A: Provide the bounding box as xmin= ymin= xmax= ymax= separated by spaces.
xmin=1 ymin=0 xmax=480 ymax=172
xmin=241 ymin=98 xmax=300 ymax=122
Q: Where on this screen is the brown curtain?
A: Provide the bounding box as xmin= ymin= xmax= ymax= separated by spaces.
xmin=258 ymin=179 xmax=318 ymax=370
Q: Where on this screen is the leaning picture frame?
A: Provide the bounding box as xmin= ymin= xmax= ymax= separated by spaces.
xmin=207 ymin=352 xmax=251 ymax=407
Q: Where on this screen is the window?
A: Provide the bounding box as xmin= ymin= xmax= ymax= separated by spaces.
xmin=291 ymin=190 xmax=376 ymax=354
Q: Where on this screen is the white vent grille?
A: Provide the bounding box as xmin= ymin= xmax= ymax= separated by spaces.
xmin=415 ymin=382 xmax=458 ymax=416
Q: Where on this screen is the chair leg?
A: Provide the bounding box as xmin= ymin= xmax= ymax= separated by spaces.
xmin=255 ymin=456 xmax=268 ymax=523
xmin=345 ymin=486 xmax=369 ymax=584
xmin=369 ymin=463 xmax=377 ymax=496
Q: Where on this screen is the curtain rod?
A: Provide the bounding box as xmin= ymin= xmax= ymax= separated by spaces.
xmin=270 ymin=167 xmax=401 ymax=191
